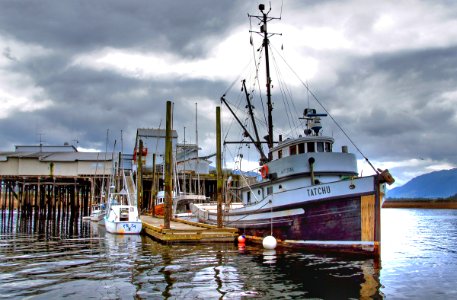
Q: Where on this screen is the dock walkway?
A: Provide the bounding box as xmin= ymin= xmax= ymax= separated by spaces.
xmin=141 ymin=215 xmax=238 ymax=243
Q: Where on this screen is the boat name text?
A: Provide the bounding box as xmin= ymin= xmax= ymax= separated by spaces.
xmin=307 ymin=185 xmax=331 ymax=197
xmin=281 ymin=167 xmax=294 ymax=174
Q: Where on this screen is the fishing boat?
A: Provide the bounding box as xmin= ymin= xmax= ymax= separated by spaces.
xmin=191 ymin=4 xmax=394 ymax=256
xmin=89 ymin=203 xmax=106 ymax=222
xmin=104 ymin=171 xmax=142 ymax=234
xmin=154 ymin=144 xmax=209 ymax=218
xmin=154 ymin=190 xmax=208 ymax=218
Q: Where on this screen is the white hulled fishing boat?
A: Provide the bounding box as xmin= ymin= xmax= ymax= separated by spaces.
xmin=104 ymin=171 xmax=142 ymax=234
xmin=191 ymin=4 xmax=394 ymax=256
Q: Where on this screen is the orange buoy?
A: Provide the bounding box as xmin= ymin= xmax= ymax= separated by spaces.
xmin=238 ymin=235 xmax=246 ymax=244
xmin=260 ymin=165 xmax=269 ymax=179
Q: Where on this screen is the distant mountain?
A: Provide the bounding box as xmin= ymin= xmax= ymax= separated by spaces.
xmin=210 ymin=166 xmax=260 ymax=178
xmin=387 ymin=168 xmax=457 ymax=199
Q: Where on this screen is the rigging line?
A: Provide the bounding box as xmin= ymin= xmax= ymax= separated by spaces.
xmin=279 ymin=0 xmax=284 ymax=19
xmin=223 ymin=200 xmax=271 ymax=226
xmin=270 ymin=46 xmax=297 ymax=135
xmin=222 ymin=85 xmax=244 ymax=143
xmin=273 ymin=45 xmax=378 ymax=173
xmin=222 ymin=58 xmax=253 ymax=97
xmin=270 ymin=45 xmax=302 ymax=133
xmin=253 ymin=47 xmax=269 ymax=127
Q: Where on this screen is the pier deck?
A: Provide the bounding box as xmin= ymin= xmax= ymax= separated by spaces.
xmin=141 ymin=215 xmax=238 ymax=243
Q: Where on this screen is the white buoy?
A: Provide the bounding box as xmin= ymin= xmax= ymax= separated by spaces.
xmin=262 ymin=235 xmax=277 ymax=250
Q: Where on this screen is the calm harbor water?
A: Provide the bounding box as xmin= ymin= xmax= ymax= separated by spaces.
xmin=1 ymin=209 xmax=456 ymax=299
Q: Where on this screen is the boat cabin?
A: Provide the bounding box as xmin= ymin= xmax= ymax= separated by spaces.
xmin=271 ymin=136 xmax=334 ymax=161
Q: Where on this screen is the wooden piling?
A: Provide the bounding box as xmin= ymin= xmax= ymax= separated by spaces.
xmin=216 ymin=106 xmax=223 ymax=228
xmin=164 ymin=100 xmax=173 ymax=229
xmin=152 ymin=153 xmax=156 ymax=216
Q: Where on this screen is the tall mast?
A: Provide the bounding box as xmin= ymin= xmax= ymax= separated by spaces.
xmin=260 ymin=5 xmax=274 ymax=154
xmin=249 ymin=4 xmax=281 ymax=161
xmin=196 ymin=102 xmax=201 ymax=195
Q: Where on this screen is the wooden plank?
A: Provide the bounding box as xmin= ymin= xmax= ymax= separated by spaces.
xmin=361 ymin=195 xmax=375 ymax=241
xmin=141 ymin=214 xmax=238 ymax=243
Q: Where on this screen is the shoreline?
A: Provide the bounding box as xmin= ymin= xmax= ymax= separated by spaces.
xmin=382 ymin=200 xmax=457 ymax=209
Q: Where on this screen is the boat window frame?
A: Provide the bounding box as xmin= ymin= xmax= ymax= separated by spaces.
xmin=290 ymin=145 xmax=297 ymax=156
xmin=307 ymin=142 xmax=315 ymax=153
xmin=325 ymin=142 xmax=332 ymax=152
xmin=298 ymin=143 xmax=305 ymax=154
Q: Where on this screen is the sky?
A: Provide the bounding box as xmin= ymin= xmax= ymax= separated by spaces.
xmin=1 ymin=0 xmax=457 ymax=188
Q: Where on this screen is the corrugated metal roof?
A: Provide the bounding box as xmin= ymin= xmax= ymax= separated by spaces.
xmin=15 ymin=145 xmax=78 ymax=152
xmin=137 ymin=128 xmax=178 ymax=138
xmin=42 ymin=152 xmax=116 ymax=162
xmin=0 ymin=151 xmax=115 ymax=162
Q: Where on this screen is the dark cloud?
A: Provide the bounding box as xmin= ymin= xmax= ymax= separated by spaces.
xmin=0 ymin=0 xmax=245 ymax=56
xmin=1 ymin=0 xmax=456 ymax=187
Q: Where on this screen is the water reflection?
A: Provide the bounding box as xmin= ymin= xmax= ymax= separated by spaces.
xmin=0 ymin=211 xmax=385 ymax=299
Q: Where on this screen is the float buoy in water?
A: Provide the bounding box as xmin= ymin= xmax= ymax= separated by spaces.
xmin=262 ymin=235 xmax=277 ymax=250
xmin=238 ymin=235 xmax=246 ymax=244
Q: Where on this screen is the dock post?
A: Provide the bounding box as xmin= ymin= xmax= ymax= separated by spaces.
xmin=137 ymin=139 xmax=144 ymax=212
xmin=164 ymin=100 xmax=173 ymax=229
xmin=152 ymin=153 xmax=156 ymax=216
xmin=216 ymin=106 xmax=223 ymax=228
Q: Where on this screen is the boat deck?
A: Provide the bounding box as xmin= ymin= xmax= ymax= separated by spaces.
xmin=141 ymin=214 xmax=238 ymax=243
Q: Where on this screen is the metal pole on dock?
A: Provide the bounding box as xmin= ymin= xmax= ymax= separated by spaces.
xmin=164 ymin=100 xmax=173 ymax=229
xmin=216 ymin=106 xmax=223 ymax=228
xmin=137 ymin=139 xmax=144 ymax=211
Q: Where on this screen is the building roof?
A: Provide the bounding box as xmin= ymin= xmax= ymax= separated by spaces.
xmin=15 ymin=145 xmax=78 ymax=152
xmin=0 ymin=151 xmax=114 ymax=162
xmin=137 ymin=128 xmax=178 ymax=138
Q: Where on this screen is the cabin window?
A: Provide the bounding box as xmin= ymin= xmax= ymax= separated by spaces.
xmin=290 ymin=145 xmax=297 ymax=155
xmin=317 ymin=142 xmax=324 ymax=152
xmin=307 ymin=142 xmax=315 ymax=152
xmin=278 ymin=149 xmax=282 ymax=159
xmin=246 ymin=191 xmax=251 ymax=204
xmin=325 ymin=142 xmax=332 ymax=152
xmin=266 ymin=186 xmax=273 ymax=195
xmin=298 ymin=143 xmax=305 ymax=154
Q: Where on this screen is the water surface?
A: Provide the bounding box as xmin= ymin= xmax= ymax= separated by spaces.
xmin=1 ymin=209 xmax=456 ymax=299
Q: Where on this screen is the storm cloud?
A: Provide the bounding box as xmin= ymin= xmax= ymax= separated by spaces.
xmin=1 ymin=0 xmax=456 ymax=187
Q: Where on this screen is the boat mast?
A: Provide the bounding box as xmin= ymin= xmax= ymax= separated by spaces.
xmin=250 ymin=4 xmax=280 ymax=161
xmin=261 ymin=5 xmax=274 ymax=156
xmin=195 ymin=102 xmax=201 ymax=195
xmin=242 ymin=79 xmax=264 ymax=162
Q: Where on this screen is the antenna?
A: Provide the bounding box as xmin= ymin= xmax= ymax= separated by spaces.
xmin=120 ymin=130 xmax=124 ymax=172
xmin=37 ymin=132 xmax=46 ymax=152
xmin=72 ymin=138 xmax=79 ymax=148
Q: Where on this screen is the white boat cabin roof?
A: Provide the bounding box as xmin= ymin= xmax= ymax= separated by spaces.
xmin=270 ymin=135 xmax=335 ymax=160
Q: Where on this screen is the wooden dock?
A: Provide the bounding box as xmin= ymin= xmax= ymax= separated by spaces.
xmin=141 ymin=215 xmax=238 ymax=243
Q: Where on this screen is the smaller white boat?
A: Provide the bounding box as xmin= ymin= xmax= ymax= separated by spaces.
xmin=104 ymin=171 xmax=142 ymax=234
xmin=90 ymin=203 xmax=106 ymax=222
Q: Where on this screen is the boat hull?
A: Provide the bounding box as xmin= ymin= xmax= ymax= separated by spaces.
xmin=192 ymin=176 xmax=384 ymax=256
xmin=105 ymin=219 xmax=142 ymax=234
